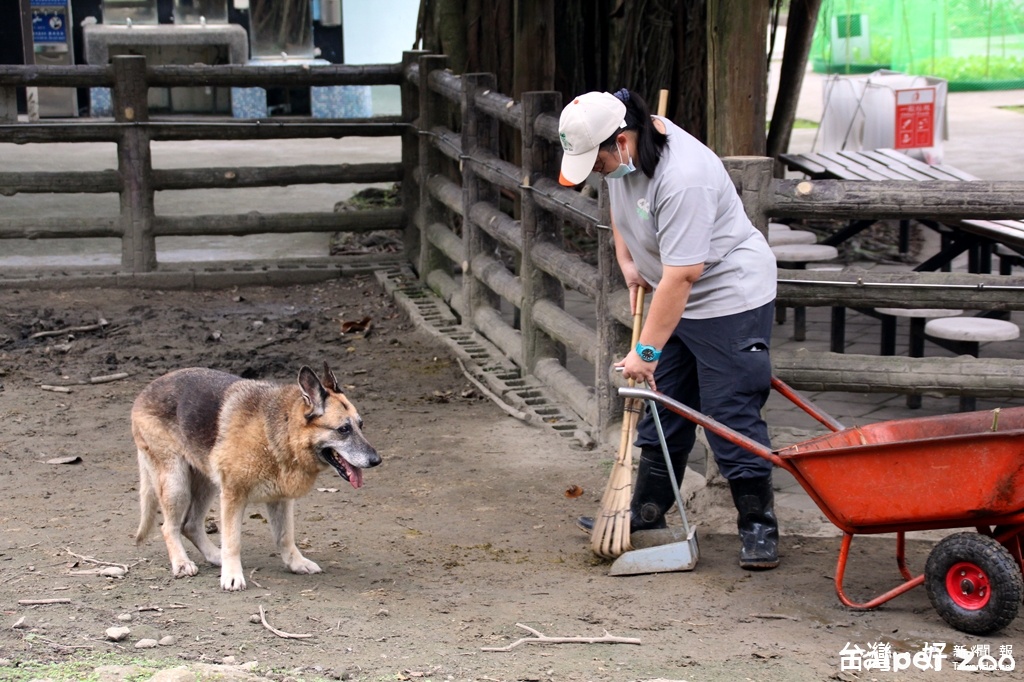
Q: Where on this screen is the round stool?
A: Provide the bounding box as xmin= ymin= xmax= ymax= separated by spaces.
xmin=874 ymin=308 xmax=964 ymax=356
xmin=772 ymin=244 xmax=840 ymax=342
xmin=769 ymin=229 xmax=817 ymax=246
xmin=924 ymin=316 xmax=1020 ymax=412
xmin=771 ymin=243 xmax=839 ymax=267
xmin=809 ymin=265 xmax=848 ymax=352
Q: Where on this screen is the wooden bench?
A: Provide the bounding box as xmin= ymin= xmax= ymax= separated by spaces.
xmin=780 ymin=148 xmax=1024 ymax=269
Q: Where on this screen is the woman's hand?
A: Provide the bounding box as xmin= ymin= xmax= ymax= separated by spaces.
xmin=615 ymin=351 xmax=658 ymax=391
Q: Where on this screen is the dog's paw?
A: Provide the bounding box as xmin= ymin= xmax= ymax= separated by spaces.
xmin=220 ymin=571 xmax=247 ymax=591
xmin=288 ymin=557 xmax=322 ymax=575
xmin=172 ymin=560 xmax=199 ymax=578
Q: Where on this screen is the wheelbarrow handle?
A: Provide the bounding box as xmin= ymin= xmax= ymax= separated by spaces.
xmin=618 ymin=387 xmax=783 ymax=468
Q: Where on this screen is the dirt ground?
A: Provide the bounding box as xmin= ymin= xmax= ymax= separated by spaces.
xmin=0 ymin=276 xmax=1020 ymax=682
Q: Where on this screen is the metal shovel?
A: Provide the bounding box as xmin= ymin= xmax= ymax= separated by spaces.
xmin=608 ymin=392 xmax=699 ymax=576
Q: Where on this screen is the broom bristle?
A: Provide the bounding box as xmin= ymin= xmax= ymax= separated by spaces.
xmin=591 ymin=288 xmax=647 ymax=560
xmin=591 ymin=396 xmax=641 ymax=559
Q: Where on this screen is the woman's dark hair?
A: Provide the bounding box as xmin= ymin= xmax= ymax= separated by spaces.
xmin=598 ymin=88 xmax=668 ymax=178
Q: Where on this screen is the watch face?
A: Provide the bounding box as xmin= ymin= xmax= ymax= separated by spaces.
xmin=640 ymin=347 xmax=656 ymax=362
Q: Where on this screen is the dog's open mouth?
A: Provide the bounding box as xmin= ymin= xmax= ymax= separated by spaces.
xmin=323 ymin=449 xmax=364 ymax=489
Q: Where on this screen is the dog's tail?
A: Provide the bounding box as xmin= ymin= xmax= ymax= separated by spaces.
xmin=135 ymin=447 xmax=160 ymax=545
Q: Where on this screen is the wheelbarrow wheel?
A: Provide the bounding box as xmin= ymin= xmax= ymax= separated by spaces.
xmin=924 ymin=532 xmax=1023 ymax=636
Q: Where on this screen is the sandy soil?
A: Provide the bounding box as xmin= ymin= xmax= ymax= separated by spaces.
xmin=0 ymin=277 xmax=1019 ymax=682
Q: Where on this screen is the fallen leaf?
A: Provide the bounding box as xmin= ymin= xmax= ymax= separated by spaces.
xmin=564 ymin=484 xmax=584 ymax=498
xmin=340 ymin=316 xmax=373 ymax=334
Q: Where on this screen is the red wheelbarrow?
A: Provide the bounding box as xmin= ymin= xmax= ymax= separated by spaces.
xmin=620 ymin=377 xmax=1024 ymax=636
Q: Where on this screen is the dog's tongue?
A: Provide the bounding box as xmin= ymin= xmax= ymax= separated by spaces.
xmin=343 ymin=460 xmax=364 ymax=489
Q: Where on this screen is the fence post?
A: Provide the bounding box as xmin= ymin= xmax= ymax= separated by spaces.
xmin=0 ymin=87 xmax=16 ymax=123
xmin=400 ymin=50 xmax=429 ymax=264
xmin=723 ymin=156 xmax=774 ymax=236
xmin=595 ymin=182 xmax=626 ymax=436
xmin=111 ymin=55 xmax=156 ymax=272
xmin=519 ymin=91 xmax=566 ymax=375
xmin=461 ymin=73 xmax=502 ymax=323
xmin=415 ymin=54 xmax=450 ymax=282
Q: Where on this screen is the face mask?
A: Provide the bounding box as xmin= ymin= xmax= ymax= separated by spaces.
xmin=605 ymin=144 xmax=636 ymax=179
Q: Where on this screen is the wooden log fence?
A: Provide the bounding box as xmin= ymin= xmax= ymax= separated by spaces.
xmin=0 ymin=56 xmax=407 ymax=277
xmin=4 ymin=52 xmax=1024 ymax=435
xmin=400 ymin=52 xmax=1024 ymax=435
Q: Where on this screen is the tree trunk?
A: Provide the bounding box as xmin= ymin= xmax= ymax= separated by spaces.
xmin=706 ymin=0 xmax=769 ymax=155
xmin=766 ymin=0 xmax=823 ymax=164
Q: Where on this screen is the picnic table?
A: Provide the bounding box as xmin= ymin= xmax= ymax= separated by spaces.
xmin=779 ymin=148 xmax=1024 ymax=272
xmin=779 ymin=148 xmax=1024 ymax=354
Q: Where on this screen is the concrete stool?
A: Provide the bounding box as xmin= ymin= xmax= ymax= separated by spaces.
xmin=772 ymin=244 xmax=840 ymax=342
xmin=769 ymin=229 xmax=817 ymax=246
xmin=924 ymin=316 xmax=1021 ymax=412
xmin=875 ymin=308 xmax=964 ymax=408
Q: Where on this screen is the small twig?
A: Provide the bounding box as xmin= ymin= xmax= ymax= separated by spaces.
xmin=88 ymin=372 xmax=130 ymax=384
xmin=481 ymin=623 xmax=640 ymax=652
xmin=456 ymin=358 xmax=534 ymax=424
xmin=19 ymin=598 xmax=72 ymax=605
xmin=750 ymin=613 xmax=801 ymax=621
xmin=25 ymin=634 xmax=93 ymax=650
xmin=249 ymin=568 xmax=264 ymax=589
xmin=29 ymin=321 xmax=109 ymax=340
xmin=258 ymin=605 xmax=312 ymax=639
xmin=41 ymin=372 xmax=131 ymax=389
xmin=65 ymin=548 xmax=130 ymax=573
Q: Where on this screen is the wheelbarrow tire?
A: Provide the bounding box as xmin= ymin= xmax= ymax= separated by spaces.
xmin=924 ymin=532 xmax=1023 ymax=636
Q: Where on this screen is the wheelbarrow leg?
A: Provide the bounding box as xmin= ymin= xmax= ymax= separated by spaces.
xmin=835 ymin=532 xmax=925 ymax=610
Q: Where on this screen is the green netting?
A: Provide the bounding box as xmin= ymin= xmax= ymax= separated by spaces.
xmin=811 ymin=0 xmax=1024 ymax=90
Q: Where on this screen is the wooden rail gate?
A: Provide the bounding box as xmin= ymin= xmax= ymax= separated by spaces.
xmin=4 ymin=51 xmax=1024 ymax=444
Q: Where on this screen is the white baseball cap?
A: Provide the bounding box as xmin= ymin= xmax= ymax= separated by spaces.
xmin=558 ymin=92 xmax=627 ymax=186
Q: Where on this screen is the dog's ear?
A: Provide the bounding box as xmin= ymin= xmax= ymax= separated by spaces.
xmin=321 ymin=361 xmax=341 ymax=393
xmin=297 ymin=365 xmax=327 ymax=417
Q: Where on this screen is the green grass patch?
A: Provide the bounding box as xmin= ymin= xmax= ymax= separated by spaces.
xmin=765 ymin=118 xmax=819 ymax=130
xmin=0 ymin=653 xmax=176 ymax=682
xmin=0 ymin=652 xmax=334 ymax=682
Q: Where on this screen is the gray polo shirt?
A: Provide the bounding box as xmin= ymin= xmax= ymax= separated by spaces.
xmin=608 ymin=117 xmax=777 ymax=319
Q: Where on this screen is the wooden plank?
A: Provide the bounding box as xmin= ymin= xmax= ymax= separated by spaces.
xmin=817 ymin=151 xmax=899 ymax=180
xmin=959 ymin=219 xmax=1024 ymax=249
xmin=779 ymin=153 xmax=828 ymax=178
xmin=933 ymin=164 xmax=981 ymax=181
xmin=874 ymin=148 xmax=971 ymax=181
xmin=856 ymin=150 xmax=934 ymax=181
xmin=799 ymin=152 xmax=869 ymax=180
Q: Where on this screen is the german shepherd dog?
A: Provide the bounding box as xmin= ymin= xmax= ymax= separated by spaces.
xmin=131 ymin=363 xmax=380 ymax=591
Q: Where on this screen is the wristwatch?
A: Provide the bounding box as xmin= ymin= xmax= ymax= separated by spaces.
xmin=635 ymin=343 xmax=662 ymax=363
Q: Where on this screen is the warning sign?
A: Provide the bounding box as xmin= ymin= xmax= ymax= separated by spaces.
xmin=894 ymin=87 xmax=935 ymax=150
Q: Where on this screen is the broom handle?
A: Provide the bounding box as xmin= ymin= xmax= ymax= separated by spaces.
xmin=615 ymin=288 xmax=646 ymax=461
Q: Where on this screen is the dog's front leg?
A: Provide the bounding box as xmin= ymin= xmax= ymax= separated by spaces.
xmin=218 ymin=488 xmax=248 ymax=591
xmin=267 ymin=499 xmax=322 ymax=575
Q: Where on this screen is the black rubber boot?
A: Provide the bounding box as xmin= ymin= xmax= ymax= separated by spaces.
xmin=728 ymin=476 xmax=780 ymax=570
xmin=577 ymin=447 xmax=687 ymax=534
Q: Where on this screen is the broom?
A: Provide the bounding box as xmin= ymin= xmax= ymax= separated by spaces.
xmin=590 ymin=89 xmax=670 ymax=560
xmin=591 ymin=288 xmax=646 ymax=559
